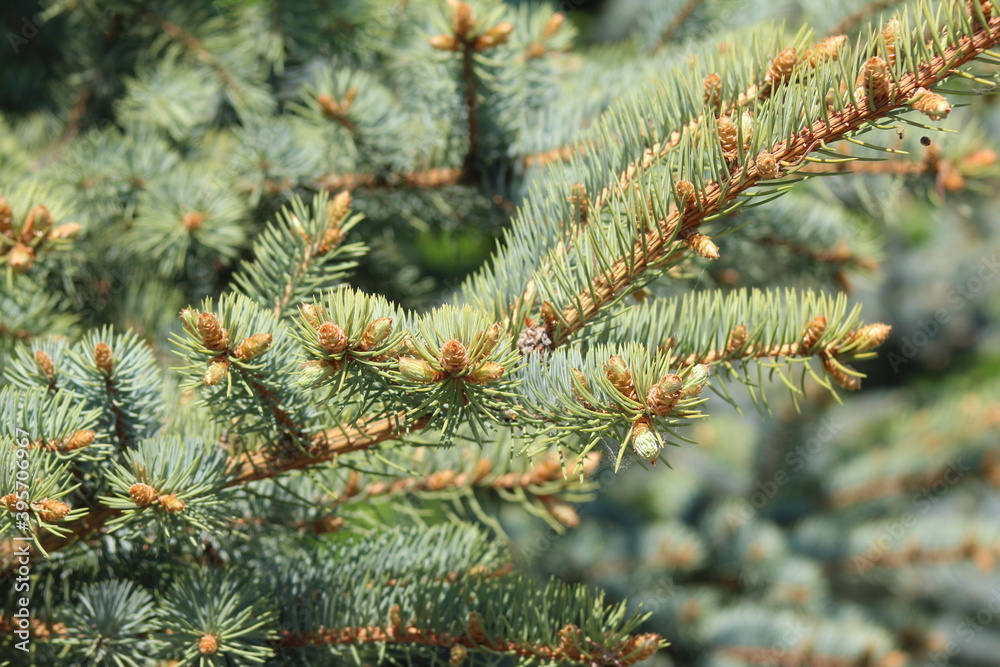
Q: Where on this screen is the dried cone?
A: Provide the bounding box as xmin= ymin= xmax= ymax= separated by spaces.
xmin=440 ymin=339 xmax=470 ymax=374
xmin=159 ymin=494 xmax=186 ymax=514
xmin=62 ymin=430 xmax=95 ymax=451
xmin=822 ymin=353 xmax=861 ymax=390
xmin=604 ymin=355 xmax=636 ymax=399
xmin=858 ymin=57 xmax=892 ymax=101
xmin=317 ymin=322 xmax=349 ymax=355
xmin=34 ymin=498 xmax=70 ymax=523
xmin=198 ymin=634 xmax=219 ymax=655
xmin=756 ymin=152 xmax=780 ymax=179
xmin=234 ymin=333 xmax=272 ymax=361
xmin=800 ymin=315 xmax=828 ymax=353
xmin=911 ymin=88 xmax=951 ymax=121
xmin=129 ymin=483 xmax=158 ymax=507
xmin=646 ymin=374 xmax=683 ymax=417
xmin=34 ymin=350 xmax=55 ymax=380
xmin=683 ymin=231 xmax=720 ymax=260
xmin=703 ymin=72 xmax=722 ymax=108
xmin=94 ymin=342 xmax=114 ymax=374
xmin=766 ymin=48 xmax=798 ymax=86
xmin=203 ymin=357 xmax=230 ymax=386
xmin=7 ymin=243 xmax=33 ymax=273
xmin=198 ymin=312 xmax=228 ymax=351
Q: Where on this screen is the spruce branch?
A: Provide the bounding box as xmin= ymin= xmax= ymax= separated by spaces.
xmin=550 ymin=5 xmax=1000 ymax=346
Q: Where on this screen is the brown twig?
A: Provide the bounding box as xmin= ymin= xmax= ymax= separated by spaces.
xmin=652 ymin=0 xmax=701 ymax=53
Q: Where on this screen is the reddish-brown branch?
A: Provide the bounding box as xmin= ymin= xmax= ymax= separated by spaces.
xmin=554 ymin=14 xmax=1000 ymax=345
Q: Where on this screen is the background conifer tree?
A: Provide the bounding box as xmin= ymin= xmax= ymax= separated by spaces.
xmin=2 ymin=0 xmax=1000 ymax=665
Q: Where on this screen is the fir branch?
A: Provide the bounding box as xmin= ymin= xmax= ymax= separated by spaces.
xmin=553 ymin=9 xmax=1000 ymax=345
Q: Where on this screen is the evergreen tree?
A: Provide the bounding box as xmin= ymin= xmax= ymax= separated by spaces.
xmin=1 ymin=0 xmax=999 ymax=665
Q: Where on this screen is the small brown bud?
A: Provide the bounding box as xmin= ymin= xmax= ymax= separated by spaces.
xmin=450 ymin=644 xmax=468 ymax=666
xmin=328 ymin=190 xmax=352 ymax=226
xmin=703 ymin=73 xmax=722 ymax=108
xmin=358 ymin=317 xmax=393 ymax=351
xmin=317 ymin=322 xmax=349 ymax=355
xmin=475 ymin=21 xmax=514 ymax=50
xmin=0 ymin=197 xmax=11 ymax=236
xmin=858 ymin=56 xmax=892 ymax=101
xmin=822 ymin=353 xmax=861 ymax=391
xmin=398 ymin=356 xmax=444 ymax=383
xmin=34 ymin=498 xmax=70 ymax=523
xmin=316 ymin=93 xmax=340 ymax=117
xmin=570 ymin=368 xmax=595 ymax=409
xmin=94 ymin=342 xmax=114 ymax=374
xmin=843 ymin=323 xmax=891 ymax=352
xmin=766 ymin=48 xmax=798 ymax=86
xmin=48 ymin=222 xmax=83 ymax=240
xmin=2 ymin=494 xmax=19 ymax=512
xmin=312 ymin=515 xmax=344 ymax=534
xmin=8 ymin=243 xmax=34 ymax=273
xmin=466 ymin=612 xmax=487 ymax=644
xmin=540 ymin=495 xmax=579 ymax=528
xmin=682 ymin=231 xmax=720 ymax=260
xmin=472 ymin=458 xmax=492 ymax=483
xmin=429 ymin=34 xmax=460 ymax=51
xmin=318 ymin=227 xmax=343 ymax=255
xmin=631 ymin=419 xmax=661 ymax=462
xmin=182 ymin=211 xmax=206 ymax=231
xmin=542 ymin=12 xmax=565 ymax=39
xmin=197 ymin=312 xmax=228 ymax=351
xmin=800 ymin=315 xmax=828 ymax=353
xmin=203 ymin=357 xmax=230 ymax=386
xmin=466 ymin=361 xmax=505 ymax=384
xmin=198 ymin=634 xmax=219 ymax=655
xmin=681 ymin=364 xmax=710 ymax=398
xmin=470 ymin=322 xmax=502 ymax=362
xmin=426 ymin=470 xmax=457 ymax=491
xmin=34 ymin=350 xmax=55 ymax=379
xmin=646 ymin=374 xmax=683 ymax=417
xmin=22 ymin=205 xmax=53 ymax=242
xmin=129 ymin=483 xmax=158 ymax=507
xmin=675 ymin=180 xmax=697 ymax=208
xmin=910 ymin=87 xmax=951 ymax=121
xmin=727 ymin=325 xmax=748 ymax=355
xmin=559 ymin=624 xmax=584 ymax=660
xmin=440 ymin=339 xmax=470 ymax=374
xmin=540 ymin=301 xmax=558 ymax=335
xmin=717 ymin=114 xmax=738 ymax=160
xmin=300 ymin=303 xmax=321 ymax=329
xmin=756 ymin=152 xmax=780 ymax=179
xmin=62 ymin=430 xmax=95 ymax=451
xmin=159 ymin=494 xmax=186 ymax=514
xmin=452 ymin=1 xmax=474 ymax=38
xmin=605 ymin=355 xmax=637 ymax=400
xmin=622 ymin=633 xmax=661 ymax=664
xmin=806 ymin=34 xmax=846 ymax=68
xmin=234 ymin=333 xmax=273 ymax=361
xmin=179 ymin=308 xmax=200 ymax=334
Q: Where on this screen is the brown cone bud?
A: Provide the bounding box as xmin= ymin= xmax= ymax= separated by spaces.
xmin=182 ymin=211 xmax=206 ymax=231
xmin=800 ymin=315 xmax=828 ymax=353
xmin=8 ymin=243 xmax=34 ymax=273
xmin=197 ymin=312 xmax=228 ymax=351
xmin=542 ymin=12 xmax=565 ymax=38
xmin=703 ymin=73 xmax=722 ymax=108
xmin=727 ymin=325 xmax=748 ymax=355
xmin=159 ymin=494 xmax=186 ymax=514
xmin=234 ymin=333 xmax=273 ymax=360
xmin=822 ymin=353 xmax=861 ymax=390
xmin=34 ymin=498 xmax=70 ymax=523
xmin=911 ymin=88 xmax=951 ymax=121
xmin=440 ymin=339 xmax=470 ymax=374
xmin=452 ymin=2 xmax=474 ymax=38
xmin=766 ymin=48 xmax=798 ymax=86
xmin=48 ymin=222 xmax=83 ymax=240
xmin=429 ymin=34 xmax=460 ymax=51
xmin=466 ymin=361 xmax=504 ymax=384
xmin=3 ymin=494 xmax=19 ymax=512
xmin=94 ymin=343 xmax=113 ymax=374
xmin=622 ymin=633 xmax=661 ymax=664
xmin=646 ymin=375 xmax=683 ymax=416
xmin=858 ymin=56 xmax=892 ymax=101
xmin=605 ymin=355 xmax=637 ymax=400
xmin=198 ymin=634 xmax=219 ymax=655
xmin=34 ymin=350 xmax=55 ymax=379
xmin=358 ymin=318 xmax=393 ymax=351
xmin=317 ymin=322 xmax=349 ymax=355
xmin=300 ymin=303 xmax=321 ymax=329
xmin=203 ymin=357 xmax=230 ymax=386
xmin=398 ymin=356 xmax=444 ymax=383
xmin=63 ymin=430 xmax=95 ymax=451
xmin=129 ymin=483 xmax=158 ymax=507
xmin=470 ymin=322 xmax=502 ymax=362
xmin=806 ymin=34 xmax=846 ymax=67
xmin=756 ymin=152 xmax=780 ymax=179
xmin=450 ymin=645 xmax=468 ymax=666
xmin=682 ymin=231 xmax=720 ymax=260
xmin=22 ymin=205 xmax=52 ymax=242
